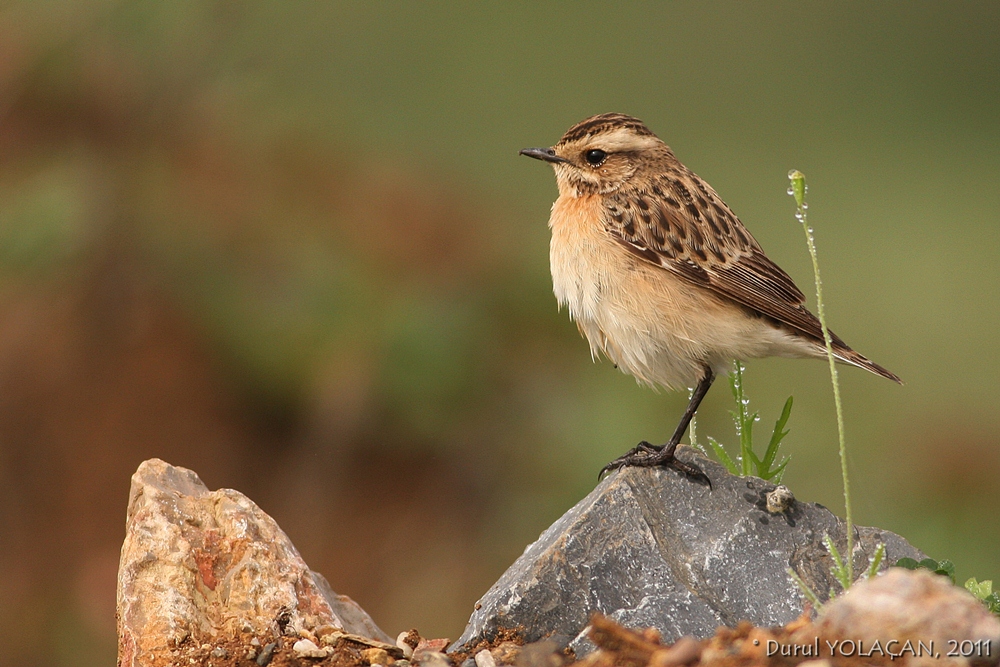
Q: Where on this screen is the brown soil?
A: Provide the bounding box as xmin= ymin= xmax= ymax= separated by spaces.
xmin=136 ymin=612 xmax=969 ymax=667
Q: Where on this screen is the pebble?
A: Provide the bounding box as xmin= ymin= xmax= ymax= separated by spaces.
xmin=766 ymin=485 xmax=795 ymax=513
xmin=490 ymin=642 xmax=521 ymax=665
xmin=514 ymin=641 xmax=560 ymax=667
xmin=361 ymin=647 xmax=392 ymax=665
xmin=417 ymin=651 xmax=451 ymax=667
xmin=396 ymin=631 xmax=415 ymax=658
xmin=293 ymin=638 xmax=331 ymax=659
xmin=256 ymin=641 xmax=277 ymax=666
xmin=210 ymin=646 xmax=228 ymax=659
xmin=475 ymin=648 xmax=497 ymax=667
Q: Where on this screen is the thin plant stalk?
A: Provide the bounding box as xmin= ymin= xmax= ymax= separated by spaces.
xmin=788 ymin=170 xmax=853 ymax=585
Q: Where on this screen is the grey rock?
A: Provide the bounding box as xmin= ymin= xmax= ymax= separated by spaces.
xmin=450 ymin=448 xmax=924 ymax=656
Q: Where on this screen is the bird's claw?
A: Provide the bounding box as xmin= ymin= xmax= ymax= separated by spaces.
xmin=599 ymin=441 xmax=711 ymax=488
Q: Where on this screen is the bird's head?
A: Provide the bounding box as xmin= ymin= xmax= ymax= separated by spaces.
xmin=520 ymin=113 xmax=672 ymax=196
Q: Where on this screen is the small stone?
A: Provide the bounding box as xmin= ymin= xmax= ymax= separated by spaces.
xmin=490 ymin=642 xmax=522 ymax=665
xmin=416 ymin=652 xmax=451 ymax=667
xmin=412 ymin=637 xmax=450 ymax=664
xmin=399 ymin=629 xmax=421 ymax=653
xmin=475 ymin=648 xmax=497 ymax=667
xmin=766 ymin=485 xmax=794 ymax=513
xmin=514 ymin=641 xmax=561 ymax=667
xmin=256 ymin=641 xmax=277 ymax=666
xmin=314 ymin=624 xmax=341 ymax=639
xmin=395 ymin=661 xmax=411 ymax=667
xmin=210 ymin=646 xmax=228 ymax=659
xmin=320 ymin=630 xmax=404 ymax=656
xmin=321 ymin=630 xmax=346 ymax=646
xmin=251 ymin=637 xmax=261 ymax=647
xmin=293 ymin=638 xmax=331 ymax=659
xmin=415 ymin=638 xmax=450 ymax=654
xmin=362 ymin=647 xmax=393 ymax=665
xmin=395 ymin=634 xmax=414 ymax=659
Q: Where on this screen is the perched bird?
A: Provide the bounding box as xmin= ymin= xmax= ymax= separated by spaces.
xmin=520 ymin=113 xmax=900 ymax=483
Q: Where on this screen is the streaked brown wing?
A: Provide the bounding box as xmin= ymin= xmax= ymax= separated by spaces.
xmin=606 ymin=169 xmax=841 ymax=346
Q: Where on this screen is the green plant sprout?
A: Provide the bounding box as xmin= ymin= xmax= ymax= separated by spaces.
xmin=824 ymin=534 xmax=851 ymax=595
xmin=894 ymin=556 xmax=956 ymax=582
xmin=966 ymin=579 xmax=1000 ymax=615
xmin=866 ymin=543 xmax=886 ymax=580
xmin=788 ymin=542 xmax=885 ymax=611
xmin=789 ymin=169 xmax=854 ymax=585
xmin=787 ymin=567 xmax=822 ymax=610
xmin=703 ymin=362 xmax=792 ymax=482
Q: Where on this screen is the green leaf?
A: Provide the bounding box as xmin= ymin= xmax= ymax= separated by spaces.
xmin=707 ymin=437 xmax=739 ymax=475
xmin=787 ymin=567 xmax=822 ymax=610
xmin=867 ymin=543 xmax=886 ymax=579
xmin=703 ymin=362 xmax=794 ymax=482
xmin=770 ymin=456 xmax=790 ymax=483
xmin=897 ymin=557 xmax=957 ymax=583
xmin=824 ymin=534 xmax=851 ymax=592
xmin=966 ymin=578 xmax=993 ymax=600
xmin=935 ymin=559 xmax=956 ymax=583
xmin=763 ymin=397 xmax=793 ymax=469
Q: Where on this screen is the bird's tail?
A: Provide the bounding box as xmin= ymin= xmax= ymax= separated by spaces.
xmin=832 ymin=345 xmax=903 ymax=384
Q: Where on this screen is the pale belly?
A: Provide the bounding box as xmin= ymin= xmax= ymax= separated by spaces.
xmin=547 ymin=194 xmax=818 ymax=390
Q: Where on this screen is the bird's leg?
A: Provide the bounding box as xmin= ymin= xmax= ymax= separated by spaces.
xmin=600 ymin=367 xmax=716 ymax=485
xmin=654 ymin=367 xmax=716 ymax=462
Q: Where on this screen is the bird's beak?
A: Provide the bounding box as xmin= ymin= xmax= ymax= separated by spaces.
xmin=519 ymin=147 xmax=569 ymax=164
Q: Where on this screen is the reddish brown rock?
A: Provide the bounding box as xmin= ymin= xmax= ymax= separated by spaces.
xmin=117 ymin=458 xmax=390 ymax=667
xmin=818 ymin=568 xmax=1000 ymax=666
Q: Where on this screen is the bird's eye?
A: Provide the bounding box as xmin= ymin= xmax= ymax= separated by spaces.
xmin=585 ymin=149 xmax=607 ymax=166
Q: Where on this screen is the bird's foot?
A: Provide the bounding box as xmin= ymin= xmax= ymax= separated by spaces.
xmin=599 ymin=441 xmax=711 ymax=488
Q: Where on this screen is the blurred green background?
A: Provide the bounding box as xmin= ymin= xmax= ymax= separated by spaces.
xmin=1 ymin=2 xmax=998 ymax=665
